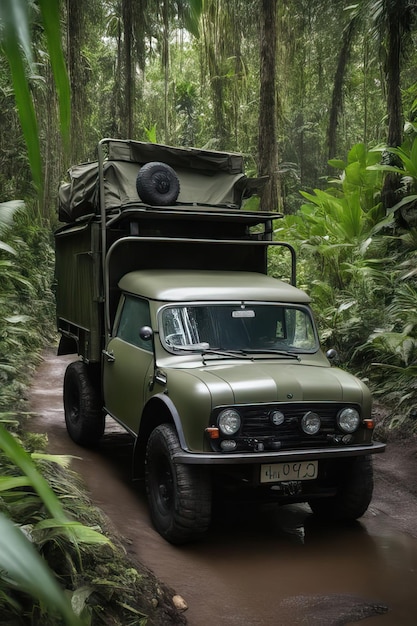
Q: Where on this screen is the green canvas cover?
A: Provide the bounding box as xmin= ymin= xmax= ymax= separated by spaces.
xmin=58 ymin=139 xmax=263 ymax=223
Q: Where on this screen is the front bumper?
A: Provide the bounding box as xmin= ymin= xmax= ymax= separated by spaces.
xmin=172 ymin=441 xmax=386 ymax=465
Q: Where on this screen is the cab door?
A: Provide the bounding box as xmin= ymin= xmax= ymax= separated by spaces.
xmin=103 ymin=295 xmax=154 ymax=435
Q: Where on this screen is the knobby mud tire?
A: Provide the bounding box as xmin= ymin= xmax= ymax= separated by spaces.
xmin=63 ymin=361 xmax=104 ymax=447
xmin=309 ymin=455 xmax=374 ymax=521
xmin=145 ymin=424 xmax=212 ymax=544
xmin=136 ymin=161 xmax=180 ymax=206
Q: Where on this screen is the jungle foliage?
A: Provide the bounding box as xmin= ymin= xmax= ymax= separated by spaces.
xmin=2 ymin=0 xmax=417 ymax=621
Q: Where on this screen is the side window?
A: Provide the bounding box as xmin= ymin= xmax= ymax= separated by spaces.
xmin=116 ymin=296 xmax=152 ymax=351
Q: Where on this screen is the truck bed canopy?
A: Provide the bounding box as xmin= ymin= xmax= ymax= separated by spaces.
xmin=58 ymin=139 xmax=266 ymax=223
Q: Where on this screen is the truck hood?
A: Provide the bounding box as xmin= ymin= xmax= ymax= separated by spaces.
xmin=183 ymin=360 xmax=368 ymax=407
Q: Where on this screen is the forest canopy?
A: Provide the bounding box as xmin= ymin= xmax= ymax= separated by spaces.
xmin=2 ymin=0 xmax=417 ymax=425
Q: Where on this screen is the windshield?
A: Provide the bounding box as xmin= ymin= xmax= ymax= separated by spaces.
xmin=160 ymin=303 xmax=318 ymax=354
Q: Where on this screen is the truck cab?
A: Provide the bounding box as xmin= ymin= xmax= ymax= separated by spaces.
xmin=55 ymin=139 xmax=385 ymax=543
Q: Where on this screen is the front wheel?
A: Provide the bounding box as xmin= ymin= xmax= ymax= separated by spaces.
xmin=145 ymin=424 xmax=212 ymax=544
xmin=63 ymin=361 xmax=104 ymax=446
xmin=309 ymin=455 xmax=373 ymax=521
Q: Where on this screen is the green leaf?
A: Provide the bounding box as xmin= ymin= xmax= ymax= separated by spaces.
xmin=0 ymin=476 xmax=31 ymax=492
xmin=347 ymin=143 xmax=366 ymax=166
xmin=38 ymin=0 xmax=71 ymax=150
xmin=328 ymin=159 xmax=346 ymax=170
xmin=0 ymin=424 xmax=67 ymax=522
xmin=144 ymin=123 xmax=158 ymax=143
xmin=0 ymin=0 xmax=42 ymax=189
xmin=184 ymin=0 xmax=203 ymax=38
xmin=0 ymin=513 xmax=84 ymax=626
xmin=35 ymin=519 xmax=111 ymax=546
xmin=387 ymin=194 xmax=417 ymax=214
xmin=0 ymin=0 xmax=34 ymax=70
xmin=31 ymin=453 xmax=80 ymax=468
xmin=0 ymin=241 xmax=16 ymax=255
xmin=1 ymin=30 xmax=42 ymax=189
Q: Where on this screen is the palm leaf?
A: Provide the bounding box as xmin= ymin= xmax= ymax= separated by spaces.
xmin=0 ymin=0 xmax=41 ymax=189
xmin=0 ymin=513 xmax=84 ymax=626
xmin=38 ymin=0 xmax=71 ymax=149
xmin=0 ymin=424 xmax=68 ymax=522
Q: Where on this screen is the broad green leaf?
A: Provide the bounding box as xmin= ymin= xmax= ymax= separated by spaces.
xmin=0 ymin=0 xmax=41 ymax=187
xmin=344 ymin=161 xmax=363 ymax=186
xmin=328 ymin=159 xmax=346 ymax=170
xmin=31 ymin=453 xmax=80 ymax=468
xmin=1 ymin=27 xmax=42 ymax=189
xmin=0 ymin=513 xmax=84 ymax=626
xmin=38 ymin=0 xmax=71 ymax=150
xmin=184 ymin=0 xmax=203 ymax=38
xmin=0 ymin=0 xmax=34 ymax=70
xmin=0 ymin=424 xmax=67 ymax=522
xmin=0 ymin=476 xmax=31 ymax=491
xmin=347 ymin=143 xmax=366 ymax=166
xmin=387 ymin=194 xmax=417 ymax=214
xmin=0 ymin=241 xmax=16 ymax=255
xmin=0 ymin=200 xmax=24 ymax=231
xmin=35 ymin=519 xmax=111 ymax=546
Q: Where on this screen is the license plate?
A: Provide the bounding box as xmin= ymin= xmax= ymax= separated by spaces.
xmin=260 ymin=460 xmax=318 ymax=484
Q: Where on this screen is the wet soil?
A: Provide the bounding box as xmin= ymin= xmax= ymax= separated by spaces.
xmin=28 ymin=350 xmax=417 ymax=625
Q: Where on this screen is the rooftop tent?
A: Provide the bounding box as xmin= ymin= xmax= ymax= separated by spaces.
xmin=58 ymin=139 xmax=266 ymax=223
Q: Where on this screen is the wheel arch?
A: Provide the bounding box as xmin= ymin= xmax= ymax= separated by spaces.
xmin=132 ymin=394 xmax=186 ymax=479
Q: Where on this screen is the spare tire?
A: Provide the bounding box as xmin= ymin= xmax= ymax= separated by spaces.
xmin=136 ymin=161 xmax=180 ymax=206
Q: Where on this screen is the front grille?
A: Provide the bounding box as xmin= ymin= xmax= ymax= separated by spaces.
xmin=211 ymin=402 xmax=362 ymax=451
xmin=241 ymin=403 xmax=339 ymax=447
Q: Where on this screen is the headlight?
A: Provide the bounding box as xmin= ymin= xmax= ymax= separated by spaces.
xmin=301 ymin=411 xmax=321 ymax=435
xmin=218 ymin=409 xmax=241 ymax=436
xmin=337 ymin=407 xmax=360 ymax=433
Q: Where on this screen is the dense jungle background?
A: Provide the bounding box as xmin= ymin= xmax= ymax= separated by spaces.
xmin=2 ymin=1 xmax=417 ymax=623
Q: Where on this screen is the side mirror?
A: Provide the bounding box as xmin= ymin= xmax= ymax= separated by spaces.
xmin=326 ymin=348 xmax=339 ymax=363
xmin=139 ymin=326 xmax=153 ymax=341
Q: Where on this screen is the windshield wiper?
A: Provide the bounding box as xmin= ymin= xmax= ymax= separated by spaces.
xmin=201 ymin=348 xmax=252 ymax=360
xmin=170 ymin=344 xmax=300 ymax=361
xmin=242 ymin=348 xmax=301 ymax=360
xmin=170 ymin=344 xmax=250 ymax=359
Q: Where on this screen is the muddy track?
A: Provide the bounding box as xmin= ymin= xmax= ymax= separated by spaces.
xmin=28 ymin=350 xmax=417 ymax=625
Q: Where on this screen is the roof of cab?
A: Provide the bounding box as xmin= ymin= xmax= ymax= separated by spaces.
xmin=118 ymin=269 xmax=310 ymax=303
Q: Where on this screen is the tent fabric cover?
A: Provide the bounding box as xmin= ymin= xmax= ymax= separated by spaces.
xmin=58 ymin=140 xmax=252 ymax=223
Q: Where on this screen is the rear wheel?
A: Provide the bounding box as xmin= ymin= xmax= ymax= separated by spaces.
xmin=309 ymin=455 xmax=373 ymax=521
xmin=63 ymin=361 xmax=104 ymax=446
xmin=145 ymin=424 xmax=212 ymax=544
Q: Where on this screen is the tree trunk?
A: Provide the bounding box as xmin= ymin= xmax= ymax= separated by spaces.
xmin=162 ymin=0 xmax=170 ymax=143
xmin=122 ymin=0 xmax=135 ymax=138
xmin=258 ymin=0 xmax=280 ymax=212
xmin=327 ymin=17 xmax=357 ymax=164
xmin=66 ymin=0 xmax=87 ymax=163
xmin=382 ymin=1 xmax=403 ymax=211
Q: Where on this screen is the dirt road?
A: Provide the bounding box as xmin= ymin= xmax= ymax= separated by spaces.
xmin=28 ymin=350 xmax=417 ymax=625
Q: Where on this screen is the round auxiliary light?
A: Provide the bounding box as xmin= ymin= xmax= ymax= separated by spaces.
xmin=218 ymin=408 xmax=241 ymax=436
xmin=301 ymin=411 xmax=321 ymax=435
xmin=337 ymin=407 xmax=360 ymax=433
xmin=220 ymin=439 xmax=237 ymax=451
xmin=270 ymin=410 xmax=285 ymax=426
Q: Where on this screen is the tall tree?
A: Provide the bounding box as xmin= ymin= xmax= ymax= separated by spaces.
xmin=258 ymin=0 xmax=280 ymax=211
xmin=368 ymin=0 xmax=415 ymax=209
xmin=66 ymin=0 xmax=88 ymax=163
xmin=327 ymin=15 xmax=358 ymax=163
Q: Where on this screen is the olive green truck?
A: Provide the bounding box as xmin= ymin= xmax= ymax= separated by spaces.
xmin=55 ymin=138 xmax=385 ymax=544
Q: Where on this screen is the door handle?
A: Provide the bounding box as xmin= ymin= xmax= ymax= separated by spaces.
xmin=102 ymin=349 xmax=115 ymax=363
